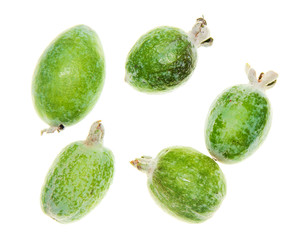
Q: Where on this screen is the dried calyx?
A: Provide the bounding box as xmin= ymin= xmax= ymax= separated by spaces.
xmin=85 ymin=120 xmax=104 ymax=146
xmin=130 ymin=156 xmax=156 ymax=175
xmin=245 ymin=63 xmax=278 ymax=91
xmin=41 ymin=124 xmax=65 ymax=135
xmin=188 ymin=17 xmax=213 ymax=48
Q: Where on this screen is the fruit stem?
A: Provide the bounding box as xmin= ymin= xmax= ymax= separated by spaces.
xmin=41 ymin=124 xmax=64 ymax=135
xmin=130 ymin=156 xmax=155 ymax=175
xmin=245 ymin=63 xmax=278 ymax=91
xmin=85 ymin=120 xmax=104 ymax=146
xmin=188 ymin=17 xmax=213 ymax=48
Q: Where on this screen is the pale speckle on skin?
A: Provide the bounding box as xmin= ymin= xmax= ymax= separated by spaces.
xmin=180 ymin=177 xmax=191 ymax=183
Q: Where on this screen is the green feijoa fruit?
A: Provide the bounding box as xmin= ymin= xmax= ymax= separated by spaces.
xmin=125 ymin=18 xmax=213 ymax=93
xmin=41 ymin=121 xmax=114 ymax=223
xmin=131 ymin=146 xmax=226 ymax=223
xmin=32 ymin=25 xmax=105 ymax=134
xmin=205 ymin=64 xmax=278 ymax=164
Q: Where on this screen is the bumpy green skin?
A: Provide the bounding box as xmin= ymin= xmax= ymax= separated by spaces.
xmin=125 ymin=27 xmax=197 ymax=93
xmin=32 ymin=25 xmax=105 ymax=127
xmin=148 ymin=147 xmax=226 ymax=223
xmin=41 ymin=141 xmax=114 ymax=223
xmin=205 ymin=84 xmax=271 ymax=164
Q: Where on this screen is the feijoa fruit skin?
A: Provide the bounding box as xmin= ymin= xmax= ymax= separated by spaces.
xmin=205 ymin=64 xmax=278 ymax=164
xmin=32 ymin=25 xmax=105 ymax=134
xmin=125 ymin=18 xmax=213 ymax=93
xmin=41 ymin=121 xmax=114 ymax=223
xmin=131 ymin=146 xmax=226 ymax=223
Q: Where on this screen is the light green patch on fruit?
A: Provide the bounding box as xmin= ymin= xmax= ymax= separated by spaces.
xmin=32 ymin=25 xmax=105 ymax=127
xmin=125 ymin=27 xmax=197 ymax=93
xmin=41 ymin=141 xmax=114 ymax=223
xmin=205 ymin=84 xmax=271 ymax=163
xmin=148 ymin=146 xmax=226 ymax=223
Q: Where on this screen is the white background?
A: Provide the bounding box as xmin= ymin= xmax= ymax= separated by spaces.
xmin=0 ymin=0 xmax=299 ymax=239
